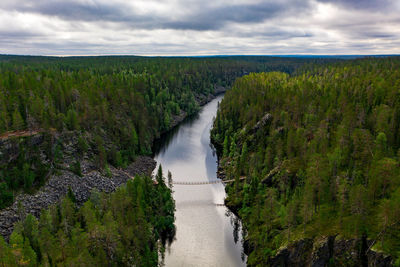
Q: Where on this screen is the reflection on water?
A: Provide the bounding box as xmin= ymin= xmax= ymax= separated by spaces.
xmin=153 ymin=113 xmax=200 ymax=156
xmin=154 ymin=95 xmax=246 ymax=267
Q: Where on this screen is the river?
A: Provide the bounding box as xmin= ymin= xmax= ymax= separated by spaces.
xmin=153 ymin=95 xmax=246 ymax=267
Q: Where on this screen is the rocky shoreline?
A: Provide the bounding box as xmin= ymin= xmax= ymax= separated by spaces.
xmin=0 ymin=156 xmax=156 ymax=240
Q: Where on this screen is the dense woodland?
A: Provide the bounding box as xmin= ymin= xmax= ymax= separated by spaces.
xmin=4 ymin=55 xmax=394 ymax=266
xmin=211 ymin=57 xmax=400 ymax=265
xmin=0 ymin=55 xmax=328 ymax=208
xmin=0 ymin=168 xmax=175 ymax=266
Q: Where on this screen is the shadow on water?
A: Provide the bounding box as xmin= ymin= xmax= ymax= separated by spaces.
xmin=205 ymin=144 xmax=218 ymax=180
xmin=226 ymin=209 xmax=248 ymax=262
xmin=152 ymin=112 xmax=200 ymax=157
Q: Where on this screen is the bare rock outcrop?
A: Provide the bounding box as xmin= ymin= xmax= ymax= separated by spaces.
xmin=0 ymin=156 xmax=156 ymax=240
xmin=267 ymin=236 xmax=393 ymax=267
xmin=250 ymin=113 xmax=272 ymax=134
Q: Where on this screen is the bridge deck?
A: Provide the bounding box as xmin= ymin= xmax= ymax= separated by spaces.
xmin=172 ymin=180 xmax=221 ymax=185
xmin=118 ymin=168 xmax=246 ymax=186
xmin=172 ymin=177 xmax=246 ymax=185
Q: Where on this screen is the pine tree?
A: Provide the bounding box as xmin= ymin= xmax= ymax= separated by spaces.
xmin=240 ymin=141 xmax=248 ymax=174
xmin=12 ymin=108 xmax=24 ymax=131
xmin=66 ymin=109 xmax=79 ymax=131
xmin=156 ymin=165 xmax=164 ymax=185
xmin=223 ymin=135 xmax=229 ymax=157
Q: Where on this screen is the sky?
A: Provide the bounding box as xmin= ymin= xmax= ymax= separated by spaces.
xmin=0 ymin=0 xmax=399 ymax=56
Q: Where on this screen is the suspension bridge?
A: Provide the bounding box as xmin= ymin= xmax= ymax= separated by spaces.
xmin=118 ymin=168 xmax=246 ymax=186
xmin=171 ymin=177 xmax=246 ymax=185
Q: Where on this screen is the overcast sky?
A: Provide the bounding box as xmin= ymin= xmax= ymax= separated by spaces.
xmin=0 ymin=0 xmax=399 ymax=56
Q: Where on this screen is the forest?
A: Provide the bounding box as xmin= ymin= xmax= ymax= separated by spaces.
xmin=4 ymin=54 xmax=395 ymax=266
xmin=0 ymin=167 xmax=175 ymax=267
xmin=211 ymin=57 xmax=400 ymax=265
xmin=0 ymin=55 xmax=331 ymax=208
xmin=0 ymin=55 xmax=337 ymax=266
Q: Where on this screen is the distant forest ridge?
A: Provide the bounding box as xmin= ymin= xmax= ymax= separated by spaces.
xmin=1 ymin=54 xmax=399 ymax=59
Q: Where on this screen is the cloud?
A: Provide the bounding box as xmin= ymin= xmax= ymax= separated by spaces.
xmin=316 ymin=0 xmax=396 ymax=10
xmin=0 ymin=0 xmax=399 ymax=55
xmin=162 ymin=0 xmax=311 ymax=31
xmin=0 ymin=0 xmax=152 ymax=24
xmin=0 ymin=30 xmax=42 ymax=40
xmin=0 ymin=0 xmax=312 ymax=31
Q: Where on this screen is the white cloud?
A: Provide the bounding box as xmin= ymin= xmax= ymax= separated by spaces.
xmin=0 ymin=0 xmax=398 ymax=55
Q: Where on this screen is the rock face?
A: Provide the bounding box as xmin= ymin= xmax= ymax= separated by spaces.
xmin=0 ymin=156 xmax=156 ymax=240
xmin=168 ymin=111 xmax=188 ymax=132
xmin=267 ymin=236 xmax=393 ymax=267
xmin=196 ymin=85 xmax=227 ymax=106
xmin=214 ymin=85 xmax=228 ymax=95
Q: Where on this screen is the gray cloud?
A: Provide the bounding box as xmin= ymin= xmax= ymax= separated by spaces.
xmin=0 ymin=0 xmax=154 ymax=24
xmin=163 ymin=1 xmax=310 ymax=31
xmin=0 ymin=0 xmax=399 ymax=55
xmin=230 ymin=27 xmax=313 ymax=39
xmin=316 ymin=0 xmax=396 ymax=10
xmin=0 ymin=30 xmax=42 ymax=40
xmin=0 ymin=0 xmax=310 ymax=31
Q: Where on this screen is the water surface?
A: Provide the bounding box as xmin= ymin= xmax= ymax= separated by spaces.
xmin=154 ymin=95 xmax=246 ymax=267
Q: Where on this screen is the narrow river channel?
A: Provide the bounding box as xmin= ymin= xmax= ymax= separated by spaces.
xmin=154 ymin=95 xmax=246 ymax=267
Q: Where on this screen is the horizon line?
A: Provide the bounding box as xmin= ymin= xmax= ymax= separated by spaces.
xmin=1 ymin=53 xmax=399 ymax=58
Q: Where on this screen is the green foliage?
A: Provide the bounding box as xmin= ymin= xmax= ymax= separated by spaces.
xmin=104 ymin=164 xmax=112 ymax=178
xmin=70 ymin=160 xmax=82 ymax=177
xmin=77 ymin=136 xmax=89 ymax=155
xmin=2 ymin=175 xmax=175 ymax=266
xmin=67 ymin=187 xmax=77 ymax=203
xmin=95 ymin=135 xmax=106 ymax=169
xmin=11 ymin=109 xmax=24 ymax=130
xmin=66 ymin=109 xmax=79 ymax=131
xmin=22 ymin=163 xmax=35 ymax=190
xmin=0 ymin=55 xmax=331 ymax=209
xmin=223 ymin=135 xmax=229 ymax=157
xmin=211 ymin=57 xmax=400 ymax=265
xmin=0 ymin=55 xmax=318 ymax=138
xmin=0 ymin=138 xmax=49 ymax=203
xmin=0 ymin=182 xmax=13 ymax=209
xmin=108 ymin=147 xmax=124 ymax=168
xmin=156 ymin=165 xmax=164 ymax=185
